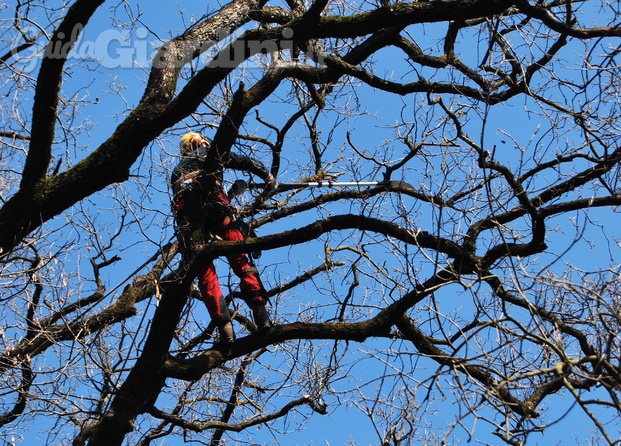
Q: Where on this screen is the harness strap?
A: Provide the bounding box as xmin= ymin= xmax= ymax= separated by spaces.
xmin=240 ymin=266 xmax=259 ymax=277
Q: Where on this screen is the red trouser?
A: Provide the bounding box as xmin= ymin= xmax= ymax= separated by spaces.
xmin=197 ymin=220 xmax=266 ymax=321
xmin=174 ymin=187 xmax=266 ymax=322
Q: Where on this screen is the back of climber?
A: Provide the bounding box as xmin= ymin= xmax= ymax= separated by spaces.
xmin=170 ymin=132 xmax=277 ymax=343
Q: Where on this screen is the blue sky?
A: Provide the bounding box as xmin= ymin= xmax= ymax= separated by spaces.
xmin=2 ymin=1 xmax=620 ymax=444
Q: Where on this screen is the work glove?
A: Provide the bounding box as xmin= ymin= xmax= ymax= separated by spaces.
xmin=178 ymin=178 xmax=194 ymax=193
xmin=264 ymin=174 xmax=278 ymax=195
xmin=227 ymin=179 xmax=247 ymax=199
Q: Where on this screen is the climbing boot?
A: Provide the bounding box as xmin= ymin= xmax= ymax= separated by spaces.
xmin=218 ymin=321 xmax=235 ymax=344
xmin=252 ymin=304 xmax=271 ymax=331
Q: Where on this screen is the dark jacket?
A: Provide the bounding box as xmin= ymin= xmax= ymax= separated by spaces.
xmin=171 ymin=146 xmax=269 ymax=197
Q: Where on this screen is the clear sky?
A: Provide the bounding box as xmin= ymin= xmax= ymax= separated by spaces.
xmin=2 ymin=1 xmax=619 ymax=444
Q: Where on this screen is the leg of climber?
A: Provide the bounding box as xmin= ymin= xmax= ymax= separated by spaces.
xmin=220 ymin=225 xmax=272 ymax=331
xmin=197 ymin=263 xmax=235 ymax=343
xmin=250 ymin=301 xmax=271 ymax=331
xmin=215 ymin=302 xmax=235 ymax=344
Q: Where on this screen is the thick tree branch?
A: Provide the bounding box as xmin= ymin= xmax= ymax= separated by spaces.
xmin=515 ymin=0 xmax=621 ymax=38
xmin=22 ymin=0 xmax=105 ymax=190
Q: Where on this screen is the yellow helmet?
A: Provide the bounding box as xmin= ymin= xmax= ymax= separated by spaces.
xmin=180 ymin=132 xmax=210 ymax=155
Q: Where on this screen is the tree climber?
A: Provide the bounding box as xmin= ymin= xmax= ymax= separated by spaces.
xmin=171 ymin=132 xmax=277 ymax=344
